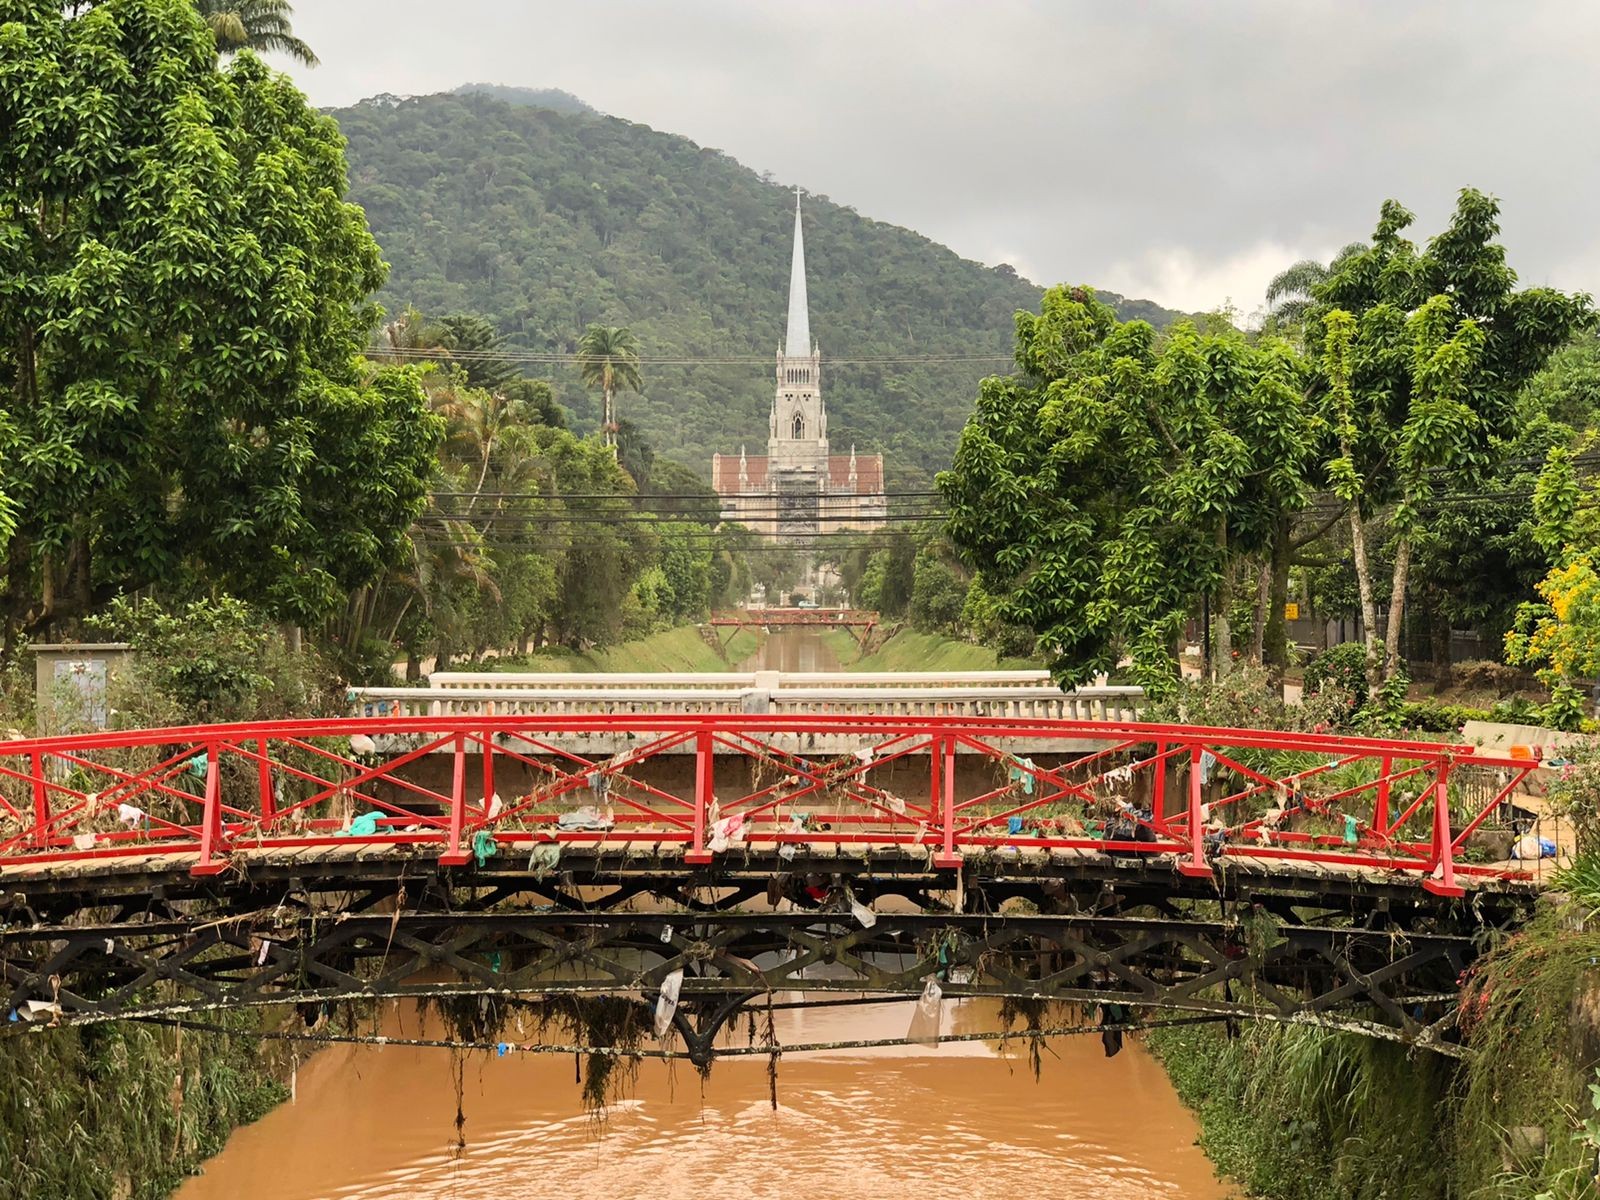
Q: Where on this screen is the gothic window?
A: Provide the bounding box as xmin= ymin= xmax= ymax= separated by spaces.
xmin=791 ymin=412 xmax=806 ymax=439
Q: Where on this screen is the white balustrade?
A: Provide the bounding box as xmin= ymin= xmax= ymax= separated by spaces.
xmin=349 ymin=679 xmax=1146 ymax=722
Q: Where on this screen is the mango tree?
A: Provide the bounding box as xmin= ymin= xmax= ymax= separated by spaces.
xmin=939 ymin=286 xmax=1315 ymax=694
xmin=0 ymin=0 xmax=439 ymax=641
xmin=1307 ymin=190 xmax=1589 ymax=681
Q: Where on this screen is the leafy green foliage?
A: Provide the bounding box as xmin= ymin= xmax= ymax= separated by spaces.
xmin=939 ymin=286 xmax=1314 ymax=692
xmin=0 ymin=1 xmax=440 ymax=632
xmin=84 ymin=595 xmax=336 ymax=724
xmin=1303 ymin=642 xmax=1370 ymax=709
xmin=193 ymin=0 xmax=317 ymax=65
xmin=1151 ymin=1021 xmax=1455 ymax=1200
xmin=0 ymin=1015 xmax=286 ymax=1200
xmin=326 ymin=91 xmax=1184 ymax=482
xmin=1310 ymin=190 xmax=1591 ymax=678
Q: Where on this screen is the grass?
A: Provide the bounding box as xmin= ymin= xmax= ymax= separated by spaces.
xmin=825 ymin=628 xmax=1041 ymax=672
xmin=483 ymin=625 xmax=762 ymax=674
xmin=0 ymin=1011 xmax=288 ymax=1200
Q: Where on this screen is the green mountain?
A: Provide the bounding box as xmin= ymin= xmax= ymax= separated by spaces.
xmin=331 ymin=91 xmax=1183 ymax=484
xmin=451 ymin=83 xmax=596 ymax=115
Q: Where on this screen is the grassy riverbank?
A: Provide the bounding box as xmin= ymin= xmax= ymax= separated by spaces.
xmin=821 ymin=628 xmax=1040 ymax=671
xmin=1 ymin=1016 xmax=287 ymax=1200
xmin=1148 ymin=892 xmax=1600 ymax=1200
xmin=480 ymin=625 xmax=761 ymax=673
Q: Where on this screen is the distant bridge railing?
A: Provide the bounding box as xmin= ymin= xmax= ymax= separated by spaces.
xmin=710 ymin=607 xmax=878 ymax=627
xmin=350 ymin=681 xmax=1144 ymax=722
xmin=425 ymin=669 xmax=1059 ymax=691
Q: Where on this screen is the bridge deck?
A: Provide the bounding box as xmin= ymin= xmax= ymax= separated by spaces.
xmin=0 ymin=836 xmax=1549 ymax=898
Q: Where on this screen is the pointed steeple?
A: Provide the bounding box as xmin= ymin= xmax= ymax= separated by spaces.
xmin=784 ymin=189 xmax=811 ymax=358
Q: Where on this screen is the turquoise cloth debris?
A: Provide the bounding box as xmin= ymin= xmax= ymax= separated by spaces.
xmin=1007 ymin=757 xmax=1037 ymax=795
xmin=186 ymin=751 xmax=208 ymax=780
xmin=1342 ymin=814 xmax=1360 ymax=845
xmin=1007 ymin=816 xmax=1025 ymax=835
xmin=338 ymin=812 xmax=381 ymax=837
xmin=472 ymin=830 xmax=498 ymax=865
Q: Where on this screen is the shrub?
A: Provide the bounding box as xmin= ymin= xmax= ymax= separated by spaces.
xmin=83 ymin=596 xmax=338 ymax=725
xmin=1304 ymin=643 xmax=1370 ymax=712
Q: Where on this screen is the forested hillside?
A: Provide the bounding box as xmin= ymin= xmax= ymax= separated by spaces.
xmin=330 ymin=91 xmax=1182 ymax=482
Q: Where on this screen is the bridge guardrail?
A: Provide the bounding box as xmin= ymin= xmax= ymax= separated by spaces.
xmin=0 ymin=711 xmax=1559 ymax=896
xmin=423 ymin=669 xmax=1060 ymax=691
xmin=350 ymin=683 xmax=1144 ymax=722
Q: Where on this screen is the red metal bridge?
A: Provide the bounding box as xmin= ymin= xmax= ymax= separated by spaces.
xmin=0 ymin=711 xmax=1557 ymax=1059
xmin=710 ymin=606 xmax=878 ymax=632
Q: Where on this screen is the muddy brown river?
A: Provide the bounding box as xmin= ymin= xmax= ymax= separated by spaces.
xmin=175 ymin=631 xmax=1230 ymax=1199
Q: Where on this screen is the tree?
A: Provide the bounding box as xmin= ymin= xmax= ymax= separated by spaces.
xmin=194 ymin=0 xmax=318 ymax=66
xmin=0 ymin=1 xmax=438 ymax=638
xmin=939 ymin=286 xmax=1315 ymax=692
xmin=1264 ymin=243 xmax=1365 ymax=329
xmin=431 ymin=312 xmax=521 ymax=392
xmin=1309 ymin=190 xmax=1590 ymax=680
xmin=577 ymin=324 xmax=643 ymax=449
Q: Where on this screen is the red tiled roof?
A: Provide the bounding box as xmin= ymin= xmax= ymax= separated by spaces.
xmin=712 ymin=452 xmax=884 ymax=496
xmin=829 ymin=454 xmax=884 ymax=494
xmin=711 ymin=453 xmax=768 ymax=494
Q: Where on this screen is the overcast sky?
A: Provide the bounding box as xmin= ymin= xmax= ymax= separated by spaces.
xmin=283 ymin=1 xmax=1600 ymax=315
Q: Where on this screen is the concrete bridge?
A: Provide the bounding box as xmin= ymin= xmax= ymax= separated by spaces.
xmin=0 ymin=704 xmax=1561 ymax=1059
xmin=347 ymin=671 xmax=1148 ymax=754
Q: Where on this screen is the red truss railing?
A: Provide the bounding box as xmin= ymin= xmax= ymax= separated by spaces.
xmin=0 ymin=714 xmax=1558 ymax=895
xmin=709 ymin=608 xmax=878 ymax=628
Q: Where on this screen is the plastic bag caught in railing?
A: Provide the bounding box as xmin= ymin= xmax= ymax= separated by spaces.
xmin=906 ymin=977 xmax=943 ymax=1046
xmin=654 ymin=968 xmax=685 ymax=1038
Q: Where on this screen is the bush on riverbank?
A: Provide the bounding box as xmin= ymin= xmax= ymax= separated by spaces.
xmin=1149 ymin=1022 xmax=1454 ymax=1200
xmin=0 ymin=1015 xmax=287 ymax=1200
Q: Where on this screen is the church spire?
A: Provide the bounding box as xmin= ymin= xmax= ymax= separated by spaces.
xmin=784 ymin=189 xmax=811 ymax=358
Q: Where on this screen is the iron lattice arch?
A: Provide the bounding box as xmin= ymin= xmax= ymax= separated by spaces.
xmin=0 ymin=854 xmax=1523 ymax=1060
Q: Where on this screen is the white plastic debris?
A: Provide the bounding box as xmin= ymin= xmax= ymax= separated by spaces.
xmin=907 ymin=976 xmax=944 ymax=1045
xmin=883 ymin=793 xmax=907 ymax=816
xmin=850 ymin=897 xmax=878 ymax=929
xmin=116 ymin=804 xmax=144 ymax=828
xmin=853 ymin=746 xmax=875 ymax=765
xmin=654 ymin=969 xmax=685 ymax=1038
xmin=73 ymin=833 xmax=95 ymax=851
xmin=709 ymin=813 xmax=747 ymax=854
xmin=486 ymin=792 xmax=504 ymax=819
xmin=661 ymin=925 xmax=674 ymax=944
xmin=349 ymin=733 xmax=377 ymax=757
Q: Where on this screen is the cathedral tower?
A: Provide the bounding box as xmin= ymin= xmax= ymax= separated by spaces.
xmin=709 ymin=191 xmax=886 ymax=547
xmin=768 ymin=192 xmax=828 ymax=473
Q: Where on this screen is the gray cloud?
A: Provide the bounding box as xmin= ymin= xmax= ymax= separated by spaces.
xmin=284 ymin=0 xmax=1600 ymax=312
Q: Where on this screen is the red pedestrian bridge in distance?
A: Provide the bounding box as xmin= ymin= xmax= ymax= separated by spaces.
xmin=0 ymin=710 xmax=1566 ymax=1061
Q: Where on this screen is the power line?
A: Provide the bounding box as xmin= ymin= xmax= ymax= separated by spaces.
xmin=428 ymin=490 xmax=945 ymax=501
xmin=374 ymin=347 xmax=1015 ymax=367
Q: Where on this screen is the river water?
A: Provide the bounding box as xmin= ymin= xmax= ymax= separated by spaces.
xmin=175 ymin=630 xmax=1229 ymax=1200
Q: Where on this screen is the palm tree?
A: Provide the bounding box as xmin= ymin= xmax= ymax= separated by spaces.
xmin=576 ymin=325 xmax=643 ymax=450
xmin=1264 ymin=242 xmax=1366 ymax=327
xmin=194 ymin=0 xmax=319 ymax=66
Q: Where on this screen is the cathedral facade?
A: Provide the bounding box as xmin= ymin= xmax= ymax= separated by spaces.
xmin=711 ymin=196 xmax=887 ymax=540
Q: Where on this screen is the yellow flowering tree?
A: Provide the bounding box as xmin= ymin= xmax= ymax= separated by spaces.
xmin=1505 ymin=444 xmax=1600 ymax=725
